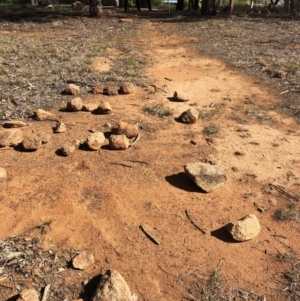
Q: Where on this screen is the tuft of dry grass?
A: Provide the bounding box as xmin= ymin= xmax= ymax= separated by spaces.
xmin=274 ymin=207 xmax=300 ymax=222
xmin=142 ymin=103 xmax=173 ymax=118
xmin=202 ymin=124 xmax=220 ymax=136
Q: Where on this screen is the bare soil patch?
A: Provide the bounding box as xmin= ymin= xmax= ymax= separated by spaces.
xmin=0 ymin=8 xmax=299 ymax=301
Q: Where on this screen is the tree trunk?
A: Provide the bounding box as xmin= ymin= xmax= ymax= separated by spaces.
xmin=136 ymin=0 xmax=141 ymax=11
xmin=146 ymin=0 xmax=152 ymax=10
xmin=290 ymin=0 xmax=299 ymax=18
xmin=89 ymin=0 xmax=102 ymax=17
xmin=124 ymin=0 xmax=128 ymax=11
xmin=193 ymin=0 xmax=199 ymax=10
xmin=229 ymin=0 xmax=234 ymax=13
xmin=176 ymin=0 xmax=184 ymax=10
xmin=201 ymin=0 xmax=216 ymax=14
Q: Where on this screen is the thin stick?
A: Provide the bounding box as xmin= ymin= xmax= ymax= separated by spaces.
xmin=216 ymin=258 xmax=224 ymax=272
xmin=271 ymin=234 xmax=287 ymax=239
xmin=280 ymin=90 xmax=289 ymax=95
xmin=139 ymin=225 xmax=160 ymax=245
xmin=41 ymin=284 xmax=51 ymax=301
xmin=177 ymin=266 xmax=199 ymax=282
xmin=164 ymin=77 xmax=172 ymax=81
xmin=185 ymin=210 xmax=206 ymax=234
xmin=270 ymin=184 xmax=299 ymax=201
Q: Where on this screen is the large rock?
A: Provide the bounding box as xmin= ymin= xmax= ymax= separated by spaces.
xmin=0 ymin=167 xmax=7 ymax=181
xmin=173 ymin=91 xmax=189 ymax=102
xmin=111 ymin=121 xmax=139 ymax=139
xmin=17 ymin=288 xmax=39 ymax=301
xmin=72 ymin=251 xmax=94 ymax=270
xmin=226 ymin=214 xmax=261 ymax=241
xmin=109 ymin=135 xmax=129 ymax=150
xmin=94 ymin=101 xmax=112 ymax=114
xmin=63 ymin=84 xmax=80 ymax=95
xmin=86 ymin=132 xmax=106 ymax=151
xmin=34 ymin=109 xmax=54 ymax=121
xmin=91 ymin=269 xmax=132 ymax=301
xmin=179 ymin=108 xmax=199 ymax=124
xmin=67 ymin=97 xmax=83 ymax=111
xmin=184 ymin=162 xmax=227 ymax=192
xmin=119 ymin=83 xmax=134 ymax=94
xmin=0 ymin=129 xmax=23 ymax=147
xmin=22 ymin=135 xmax=41 ymax=151
xmin=3 ymin=120 xmax=28 ymax=128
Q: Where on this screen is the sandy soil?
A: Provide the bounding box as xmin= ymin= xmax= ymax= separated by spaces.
xmin=0 ymin=21 xmax=299 ymax=301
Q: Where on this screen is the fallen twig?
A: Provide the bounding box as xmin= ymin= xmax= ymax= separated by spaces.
xmin=271 ymin=234 xmax=287 ymax=239
xmin=270 ymin=184 xmax=299 ymax=201
xmin=129 ymin=133 xmax=140 ymax=148
xmin=164 ymin=77 xmax=172 ymax=81
xmin=149 ymin=84 xmax=167 ymax=93
xmin=128 ymin=160 xmax=149 ymax=165
xmin=185 ymin=210 xmax=206 ymax=234
xmin=109 ymin=162 xmax=132 ymax=168
xmin=41 ymin=284 xmax=51 ymax=301
xmin=177 ymin=266 xmax=199 ymax=282
xmin=280 ymin=90 xmax=289 ymax=95
xmin=139 ymin=225 xmax=160 ymax=245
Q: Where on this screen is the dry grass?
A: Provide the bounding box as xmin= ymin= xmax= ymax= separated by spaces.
xmin=142 ymin=103 xmax=173 ymax=118
xmin=274 ymin=207 xmax=300 ymax=222
xmin=202 ymin=124 xmax=220 ymax=136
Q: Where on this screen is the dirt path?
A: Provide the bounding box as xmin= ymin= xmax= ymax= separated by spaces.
xmin=0 ymin=22 xmax=299 ymax=301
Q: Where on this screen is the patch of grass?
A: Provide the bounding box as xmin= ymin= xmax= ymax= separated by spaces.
xmin=246 ymin=109 xmax=272 ymax=124
xmin=203 ymin=124 xmax=220 ymax=136
xmin=199 ymin=109 xmax=219 ymax=120
xmin=142 ymin=103 xmax=173 ymax=118
xmin=274 ymin=207 xmax=300 ymax=222
xmin=231 ymin=113 xmax=248 ymax=124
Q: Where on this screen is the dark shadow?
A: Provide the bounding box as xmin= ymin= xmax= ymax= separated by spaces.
xmin=211 ymin=225 xmax=240 ymax=243
xmin=58 ymin=108 xmax=72 ymax=113
xmin=79 ymin=273 xmax=103 ymax=300
xmin=6 ymin=295 xmax=19 ymax=301
xmin=165 ymin=172 xmax=205 ymax=193
xmin=55 ymin=148 xmax=66 ymax=156
xmin=103 ymin=131 xmax=112 ymax=139
xmin=13 ymin=144 xmax=37 ymax=152
xmin=167 ymin=96 xmax=182 ymax=102
xmin=78 ymin=143 xmax=92 ymax=151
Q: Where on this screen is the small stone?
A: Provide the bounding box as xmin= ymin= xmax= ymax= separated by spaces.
xmin=38 ymin=132 xmax=51 ymax=144
xmin=0 ymin=167 xmax=7 ymax=181
xmin=86 ymin=132 xmax=106 ymax=151
xmin=106 ymin=86 xmax=119 ymax=96
xmin=103 ymin=123 xmax=111 ymax=128
xmin=273 ymin=70 xmax=287 ymax=79
xmin=73 ymin=139 xmax=81 ymax=147
xmin=173 ymin=91 xmax=189 ymax=102
xmin=109 ymin=134 xmax=129 ymax=150
xmin=3 ymin=120 xmax=28 ymax=128
xmin=268 ymin=198 xmax=277 ymax=206
xmin=111 ymin=121 xmax=139 ymax=139
xmin=119 ymin=18 xmax=133 ymax=23
xmin=91 ymin=270 xmax=132 ymax=301
xmin=60 ymin=143 xmax=75 ymax=156
xmin=226 ymin=214 xmax=261 ymax=241
xmin=119 ymin=82 xmax=135 ymax=94
xmin=53 ymin=121 xmax=67 ymax=133
xmin=34 ymin=109 xmax=54 ymax=121
xmin=22 ymin=135 xmax=41 ymax=151
xmin=0 ymin=129 xmax=23 ymax=147
xmin=184 ymin=162 xmax=227 ymax=192
xmin=90 ymin=85 xmax=103 ymax=94
xmin=82 ymin=103 xmax=99 ymax=112
xmin=72 ymin=251 xmax=94 ymax=270
xmin=94 ymin=101 xmax=112 ymax=114
xmin=179 ymin=108 xmax=199 ymax=124
xmin=63 ymin=84 xmax=80 ymax=95
xmin=67 ymin=97 xmax=83 ymax=111
xmin=17 ymin=288 xmax=39 ymax=301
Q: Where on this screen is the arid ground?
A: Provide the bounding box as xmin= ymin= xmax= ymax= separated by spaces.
xmin=0 ymin=7 xmax=299 ymax=301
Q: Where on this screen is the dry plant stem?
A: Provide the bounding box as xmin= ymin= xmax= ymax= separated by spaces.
xmin=271 ymin=234 xmax=287 ymax=239
xmin=139 ymin=225 xmax=160 ymax=245
xmin=185 ymin=210 xmax=206 ymax=234
xmin=216 ymin=258 xmax=224 ymax=272
xmin=149 ymin=84 xmax=167 ymax=93
xmin=41 ymin=284 xmax=51 ymax=301
xmin=270 ymin=183 xmax=300 ymax=201
xmin=177 ymin=266 xmax=199 ymax=282
xmin=129 ymin=133 xmax=140 ymax=148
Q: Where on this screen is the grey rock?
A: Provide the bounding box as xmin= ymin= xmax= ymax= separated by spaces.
xmin=226 ymin=214 xmax=261 ymax=241
xmin=179 ymin=108 xmax=199 ymax=124
xmin=184 ymin=162 xmax=227 ymax=192
xmin=91 ymin=269 xmax=132 ymax=301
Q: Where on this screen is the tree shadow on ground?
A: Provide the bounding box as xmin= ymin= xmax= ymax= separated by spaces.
xmin=211 ymin=225 xmax=240 ymax=243
xmin=165 ymin=172 xmax=205 ymax=193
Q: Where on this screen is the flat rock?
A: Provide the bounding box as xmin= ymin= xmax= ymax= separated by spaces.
xmin=91 ymin=85 xmax=104 ymax=94
xmin=72 ymin=251 xmax=94 ymax=270
xmin=63 ymin=84 xmax=80 ymax=95
xmin=173 ymin=91 xmax=189 ymax=102
xmin=109 ymin=134 xmax=129 ymax=150
xmin=179 ymin=108 xmax=199 ymax=124
xmin=3 ymin=120 xmax=28 ymax=128
xmin=67 ymin=97 xmax=83 ymax=111
xmin=119 ymin=82 xmax=134 ymax=94
xmin=0 ymin=167 xmax=7 ymax=181
xmin=61 ymin=143 xmax=75 ymax=156
xmin=94 ymin=101 xmax=112 ymax=114
xmin=54 ymin=121 xmax=67 ymax=133
xmin=226 ymin=214 xmax=261 ymax=241
xmin=38 ymin=132 xmax=51 ymax=144
xmin=111 ymin=121 xmax=139 ymax=139
xmin=106 ymin=86 xmax=119 ymax=96
xmin=17 ymin=288 xmax=39 ymax=301
xmin=82 ymin=103 xmax=99 ymax=112
xmin=91 ymin=269 xmax=132 ymax=301
xmin=22 ymin=135 xmax=41 ymax=151
xmin=34 ymin=109 xmax=54 ymax=121
xmin=86 ymin=132 xmax=106 ymax=150
xmin=0 ymin=129 xmax=23 ymax=147
xmin=184 ymin=162 xmax=227 ymax=192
